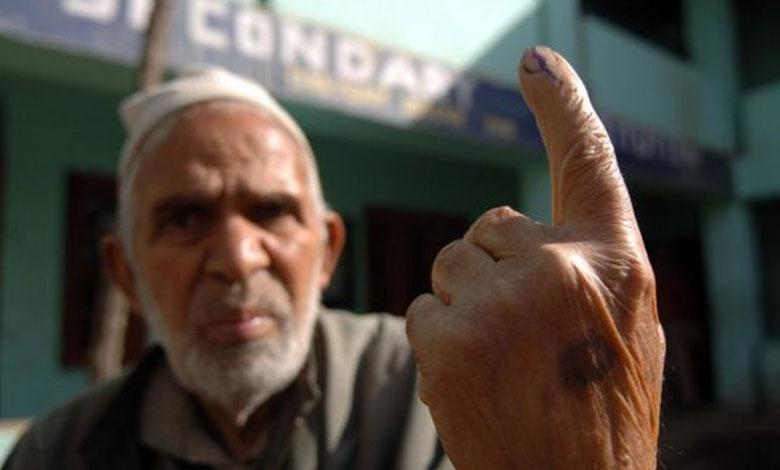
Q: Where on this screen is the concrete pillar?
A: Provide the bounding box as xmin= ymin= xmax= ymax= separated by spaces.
xmin=683 ymin=0 xmax=738 ymax=148
xmin=517 ymin=157 xmax=551 ymax=224
xmin=687 ymin=0 xmax=758 ymax=408
xmin=684 ymin=0 xmax=738 ymax=93
xmin=702 ymin=202 xmax=762 ymax=409
xmin=537 ymin=0 xmax=582 ymax=70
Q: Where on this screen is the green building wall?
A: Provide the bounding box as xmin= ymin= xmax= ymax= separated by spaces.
xmin=0 ymin=81 xmax=123 ymax=416
xmin=1 ymin=0 xmax=780 ymax=418
xmin=0 ymin=65 xmax=519 ymax=418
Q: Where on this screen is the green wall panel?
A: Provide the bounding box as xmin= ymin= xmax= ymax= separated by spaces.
xmin=0 ymin=83 xmax=123 ymax=417
xmin=0 ymin=79 xmax=519 ymax=417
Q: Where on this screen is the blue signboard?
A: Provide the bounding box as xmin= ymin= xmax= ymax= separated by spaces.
xmin=0 ymin=0 xmax=730 ymax=193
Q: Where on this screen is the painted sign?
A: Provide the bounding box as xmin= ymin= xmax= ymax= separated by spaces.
xmin=0 ymin=0 xmax=730 ymax=193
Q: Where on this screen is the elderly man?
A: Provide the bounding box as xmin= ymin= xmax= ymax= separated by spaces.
xmin=3 ymin=46 xmax=664 ymax=469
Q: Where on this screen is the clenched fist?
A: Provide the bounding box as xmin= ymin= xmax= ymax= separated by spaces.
xmin=406 ymin=46 xmax=665 ymax=469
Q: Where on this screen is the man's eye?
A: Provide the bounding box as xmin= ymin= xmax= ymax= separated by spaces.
xmin=163 ymin=206 xmax=211 ymax=235
xmin=250 ymin=201 xmax=297 ymax=225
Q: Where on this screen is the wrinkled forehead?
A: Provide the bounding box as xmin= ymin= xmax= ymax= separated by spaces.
xmin=131 ymin=102 xmax=312 ymax=201
xmin=119 ymin=97 xmax=314 ymax=187
xmin=167 ymin=101 xmax=304 ymax=154
xmin=146 ymin=101 xmax=307 ymax=165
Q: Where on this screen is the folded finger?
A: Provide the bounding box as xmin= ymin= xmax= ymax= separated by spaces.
xmin=431 ymin=239 xmax=494 ymax=305
xmin=463 ymin=206 xmax=546 ymax=260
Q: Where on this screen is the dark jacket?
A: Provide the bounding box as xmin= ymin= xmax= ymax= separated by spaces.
xmin=3 ymin=310 xmax=450 ymax=470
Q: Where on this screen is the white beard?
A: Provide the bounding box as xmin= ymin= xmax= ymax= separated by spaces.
xmin=138 ymin=270 xmax=321 ymax=426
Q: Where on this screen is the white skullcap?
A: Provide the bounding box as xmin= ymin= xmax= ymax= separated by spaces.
xmin=117 ymin=66 xmax=314 ymax=181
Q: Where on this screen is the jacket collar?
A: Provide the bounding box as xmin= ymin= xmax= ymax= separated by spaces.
xmin=79 ymin=326 xmax=325 ymax=470
xmin=81 ymin=346 xmax=165 ymax=470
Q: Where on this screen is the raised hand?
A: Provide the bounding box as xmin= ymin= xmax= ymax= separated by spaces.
xmin=406 ymin=46 xmax=665 ymax=469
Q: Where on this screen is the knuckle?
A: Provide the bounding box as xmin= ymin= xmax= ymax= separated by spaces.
xmin=405 ymin=294 xmax=441 ymax=331
xmin=619 ymin=251 xmax=656 ymax=301
xmin=467 ymin=207 xmax=539 ymax=250
xmin=633 ymin=256 xmax=656 ymax=289
xmin=484 ymin=205 xmax=523 ymax=225
xmin=471 ymin=206 xmax=518 ymax=232
xmin=433 ymin=239 xmax=461 ymax=265
xmin=487 ymin=205 xmax=518 ymax=219
xmin=536 ymin=243 xmax=573 ymax=271
xmin=406 ymin=293 xmax=431 ymax=318
xmin=431 ymin=239 xmax=464 ymax=279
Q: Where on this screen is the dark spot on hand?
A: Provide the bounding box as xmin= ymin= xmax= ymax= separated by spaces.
xmin=559 ymin=336 xmax=615 ymax=389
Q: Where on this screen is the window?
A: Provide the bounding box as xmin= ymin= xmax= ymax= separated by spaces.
xmin=582 ymin=0 xmax=688 ymax=58
xmin=61 ymin=172 xmax=146 ymax=369
xmin=735 ymin=0 xmax=780 ymax=90
xmin=755 ymin=199 xmax=780 ymax=338
xmin=366 ymin=207 xmax=469 ymax=316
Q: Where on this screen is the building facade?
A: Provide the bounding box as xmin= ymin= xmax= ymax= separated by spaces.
xmin=0 ymin=0 xmax=778 ymax=434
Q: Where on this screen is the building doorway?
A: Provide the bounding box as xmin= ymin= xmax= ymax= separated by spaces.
xmin=366 ymin=207 xmax=470 ymax=316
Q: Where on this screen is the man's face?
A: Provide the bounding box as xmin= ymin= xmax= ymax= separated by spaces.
xmin=121 ymin=102 xmax=340 ymax=419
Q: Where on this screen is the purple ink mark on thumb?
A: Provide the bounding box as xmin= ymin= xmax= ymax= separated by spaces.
xmin=521 ymin=46 xmax=560 ymax=84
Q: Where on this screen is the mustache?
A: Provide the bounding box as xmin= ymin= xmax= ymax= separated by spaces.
xmin=194 ymin=282 xmax=292 ymax=323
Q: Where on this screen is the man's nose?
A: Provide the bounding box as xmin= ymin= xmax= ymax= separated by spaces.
xmin=206 ymin=215 xmax=270 ymax=282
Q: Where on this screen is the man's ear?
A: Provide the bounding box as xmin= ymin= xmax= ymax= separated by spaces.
xmin=100 ymin=234 xmax=142 ymax=313
xmin=318 ymin=211 xmax=346 ymax=290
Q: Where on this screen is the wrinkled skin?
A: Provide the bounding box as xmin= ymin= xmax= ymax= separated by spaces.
xmin=406 ymin=46 xmax=665 ymax=469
